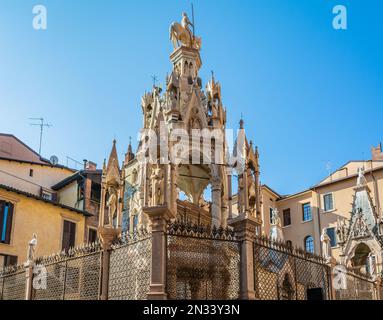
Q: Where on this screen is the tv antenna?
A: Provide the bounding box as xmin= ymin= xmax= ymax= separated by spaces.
xmin=325 ymin=161 xmax=333 ymax=180
xmin=29 ymin=117 xmax=52 ymax=155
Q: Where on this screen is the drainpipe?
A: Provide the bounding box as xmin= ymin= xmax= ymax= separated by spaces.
xmin=369 ymin=160 xmax=381 ymax=217
xmin=312 ymin=188 xmax=323 ymax=256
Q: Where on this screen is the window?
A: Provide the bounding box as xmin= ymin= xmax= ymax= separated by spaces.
xmin=0 ymin=201 xmax=14 ymax=244
xmin=305 ymin=236 xmax=314 ymax=253
xmin=62 ymin=220 xmax=76 ymax=252
xmin=302 ymin=203 xmax=312 ymax=221
xmin=323 ymin=193 xmax=334 ymax=212
xmin=88 ymin=228 xmax=97 ymax=243
xmin=77 ymin=182 xmax=84 ymax=202
xmin=29 ymin=169 xmax=34 ymax=177
xmin=0 ymin=254 xmax=18 ymax=267
xmin=41 ymin=191 xmax=53 ymax=201
xmin=326 ymin=227 xmax=337 ymax=247
xmin=283 ymin=209 xmax=291 ymax=226
xmin=286 ymin=240 xmax=292 ymax=248
xmin=90 ymin=183 xmax=101 ymax=202
xmin=269 ymin=207 xmax=273 ymax=223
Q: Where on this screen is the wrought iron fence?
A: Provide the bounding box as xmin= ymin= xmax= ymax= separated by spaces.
xmin=32 ymin=241 xmax=102 ymax=300
xmin=108 ymin=229 xmax=152 ymax=300
xmin=334 ymin=270 xmax=375 ymax=300
xmin=0 ymin=265 xmax=26 ymax=300
xmin=253 ymin=236 xmax=331 ymax=300
xmin=166 ymin=220 xmax=241 ymax=300
xmin=2 ymin=225 xmax=383 ymax=301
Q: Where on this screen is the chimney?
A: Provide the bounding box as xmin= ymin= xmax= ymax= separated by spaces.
xmin=372 ymin=143 xmax=383 ymax=161
xmin=83 ymin=159 xmax=97 ymax=171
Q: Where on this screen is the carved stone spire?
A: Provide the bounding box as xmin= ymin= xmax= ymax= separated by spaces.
xmin=106 ymin=139 xmax=120 ymax=184
xmin=239 ymin=118 xmax=244 ymax=130
xmin=125 ymin=137 xmax=135 ymax=164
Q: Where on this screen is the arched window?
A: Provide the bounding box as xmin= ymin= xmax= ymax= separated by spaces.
xmin=304 ymin=236 xmax=314 ymax=253
xmin=286 ymin=240 xmax=292 ymax=248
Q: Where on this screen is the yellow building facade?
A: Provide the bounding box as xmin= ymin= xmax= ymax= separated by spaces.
xmin=0 ymin=134 xmax=91 ymax=267
xmin=0 ymin=185 xmax=87 ymax=265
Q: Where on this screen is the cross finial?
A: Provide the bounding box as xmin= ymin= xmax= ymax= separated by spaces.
xmin=239 ymin=113 xmax=244 ymax=129
xmin=152 ymin=75 xmax=158 ymax=87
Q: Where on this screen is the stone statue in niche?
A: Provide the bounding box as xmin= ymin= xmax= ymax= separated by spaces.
xmin=238 ymin=174 xmax=245 ymax=213
xmin=368 ymin=253 xmax=376 ymax=276
xmin=336 ymin=218 xmax=346 ymax=244
xmin=151 ymin=164 xmax=164 ymax=206
xmin=107 ymin=185 xmax=118 ymax=226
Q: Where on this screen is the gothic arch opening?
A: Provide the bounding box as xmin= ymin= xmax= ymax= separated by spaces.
xmin=177 ymin=164 xmax=211 ymax=205
xmin=351 ymin=243 xmax=371 ymax=273
xmin=176 ymin=163 xmax=213 ymax=225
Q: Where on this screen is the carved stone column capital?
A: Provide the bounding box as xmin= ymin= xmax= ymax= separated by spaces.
xmin=211 ymin=177 xmax=221 ymax=190
xmin=228 ymin=215 xmax=259 ymax=241
xmin=98 ymin=226 xmax=121 ymax=250
xmin=144 ymin=205 xmax=173 ymax=226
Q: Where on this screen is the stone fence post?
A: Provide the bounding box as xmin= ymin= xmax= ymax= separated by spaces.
xmin=144 ymin=205 xmax=171 ymax=300
xmin=24 ymin=261 xmax=34 ymax=300
xmin=326 ymin=260 xmax=338 ymax=300
xmin=374 ymin=276 xmax=382 ymax=300
xmin=228 ymin=215 xmax=258 ymax=300
xmin=98 ymin=226 xmax=120 ymax=300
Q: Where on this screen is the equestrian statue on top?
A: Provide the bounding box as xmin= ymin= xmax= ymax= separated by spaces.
xmin=170 ymin=12 xmax=202 ymax=51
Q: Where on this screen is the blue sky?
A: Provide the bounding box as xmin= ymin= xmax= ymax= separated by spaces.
xmin=0 ymin=0 xmax=382 ymax=195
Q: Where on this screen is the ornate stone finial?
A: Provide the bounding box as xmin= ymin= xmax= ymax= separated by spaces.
xmin=27 ymin=233 xmax=37 ymax=262
xmin=336 ymin=218 xmax=346 ymax=245
xmin=356 ymin=166 xmax=367 ymax=187
xmin=125 ymin=137 xmax=135 ymax=163
xmin=239 ymin=117 xmax=244 ymax=130
xmin=106 ymin=140 xmax=120 ymax=183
